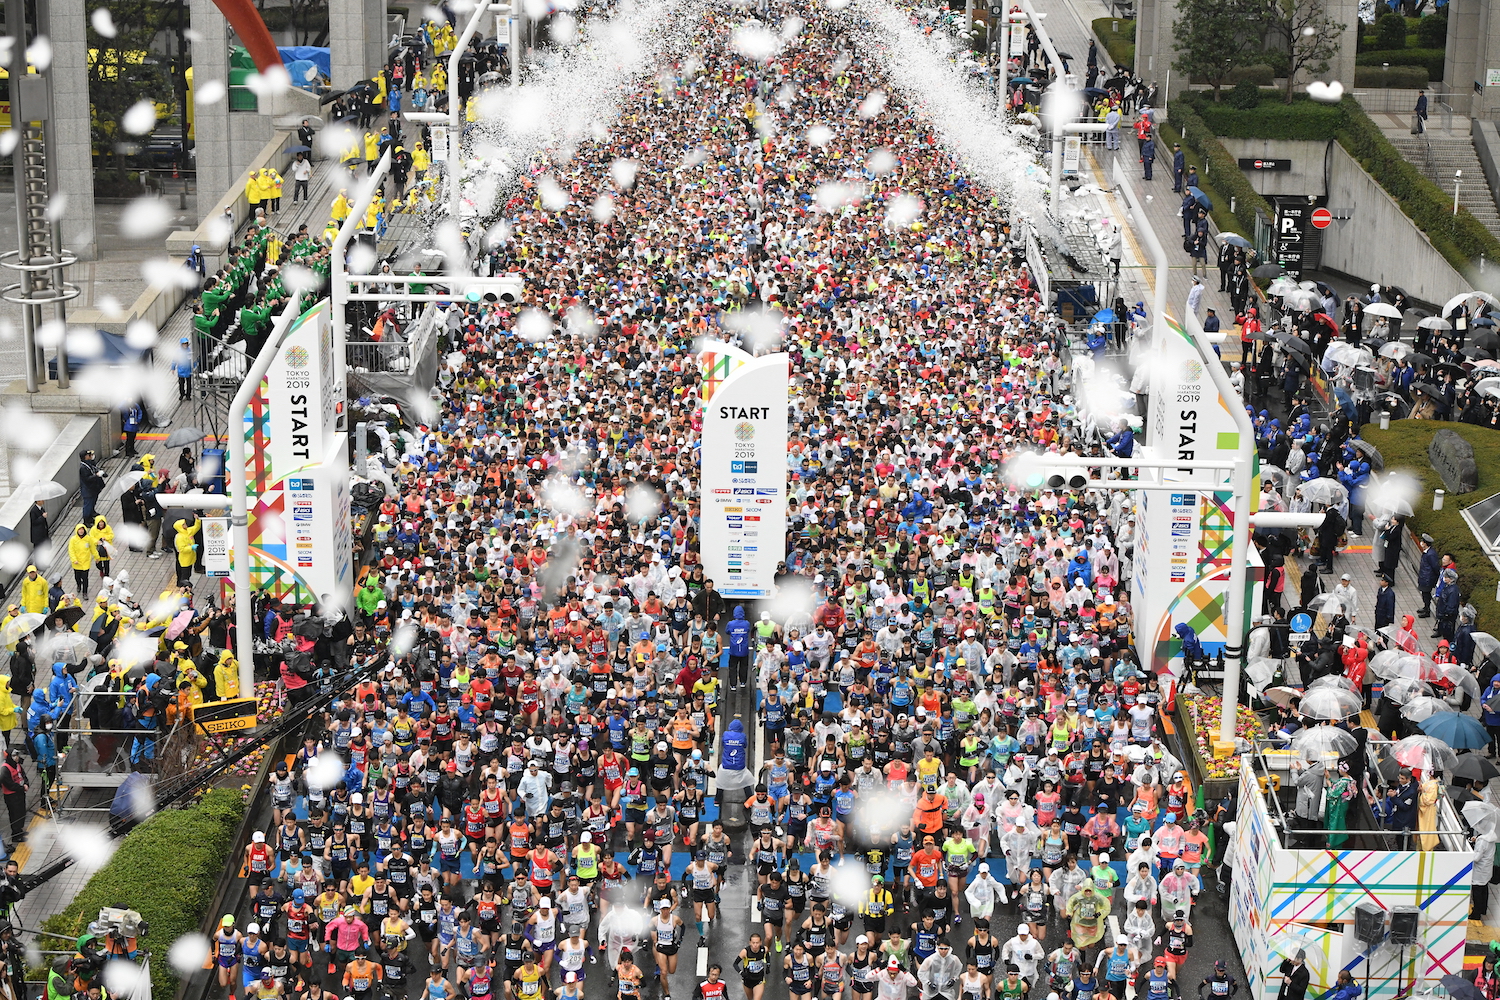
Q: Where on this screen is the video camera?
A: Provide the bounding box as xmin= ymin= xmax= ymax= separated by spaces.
xmin=90 ymin=907 xmax=148 ymax=941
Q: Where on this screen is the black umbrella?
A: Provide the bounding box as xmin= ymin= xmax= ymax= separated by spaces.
xmin=1056 ymin=50 xmax=1075 ymax=60
xmin=1441 ymin=977 xmax=1485 ymax=1000
xmin=1253 ymin=263 xmax=1284 ymax=279
xmin=1283 ymin=337 xmax=1313 ymax=357
xmin=53 ymin=606 xmax=85 ymax=628
xmin=318 ymin=88 xmax=348 ymax=105
xmin=1349 ymin=439 xmax=1384 ymax=469
xmin=1452 ymin=753 xmax=1500 ymax=782
xmin=1082 ymin=87 xmax=1109 ymax=99
xmin=1477 ymin=332 xmax=1500 ymax=353
xmin=1409 ymin=352 xmax=1435 ymax=369
xmin=293 ymin=618 xmax=325 ymax=639
xmin=1388 ymin=285 xmax=1409 ymax=299
xmin=1412 ymin=381 xmax=1444 ymax=400
xmin=1251 ymin=328 xmax=1277 ymax=342
xmin=1431 ymin=362 xmax=1467 ymax=382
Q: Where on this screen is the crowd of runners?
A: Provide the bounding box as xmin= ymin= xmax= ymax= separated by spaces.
xmin=200 ymin=0 xmax=1241 ymax=1000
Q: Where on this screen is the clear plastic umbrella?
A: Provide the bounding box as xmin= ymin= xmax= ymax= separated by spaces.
xmin=1438 ymin=663 xmax=1482 ymax=700
xmin=1464 ymin=799 xmax=1500 ymax=837
xmin=1472 ymin=632 xmax=1500 ymax=661
xmin=0 ymin=612 xmax=46 ymax=647
xmin=1309 ymin=674 xmax=1361 ymax=693
xmin=1418 ymin=316 xmax=1453 ymax=331
xmin=1395 ymin=654 xmax=1443 ymax=683
xmin=1399 ymin=696 xmax=1448 ymax=723
xmin=1368 ymin=648 xmax=1405 ymax=679
xmin=1379 ymin=341 xmax=1412 ymax=360
xmin=1291 ymin=725 xmax=1359 ymax=760
xmin=1300 ymin=686 xmax=1364 ymax=720
xmin=1379 ymin=676 xmax=1429 ymax=705
xmin=1391 ymin=734 xmax=1461 ymax=772
xmin=1364 ymin=302 xmax=1403 ymax=319
xmin=1300 ymin=478 xmax=1349 ymax=506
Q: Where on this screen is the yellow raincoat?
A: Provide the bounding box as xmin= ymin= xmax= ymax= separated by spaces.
xmin=215 ymin=650 xmax=240 ymax=700
xmin=0 ymin=676 xmax=17 ymax=735
xmin=89 ymin=516 xmax=114 ymax=569
xmin=20 ymin=566 xmax=47 ymax=614
xmin=67 ymin=524 xmax=93 ymax=572
xmin=174 ymin=518 xmax=200 ymax=568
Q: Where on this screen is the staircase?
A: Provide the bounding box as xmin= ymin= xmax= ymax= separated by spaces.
xmin=1390 ymin=133 xmax=1500 ymax=243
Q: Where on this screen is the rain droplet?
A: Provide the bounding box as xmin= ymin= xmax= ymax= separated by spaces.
xmin=26 ymin=37 xmax=52 ymax=72
xmin=90 ymin=8 xmax=117 ymax=37
xmin=196 ymin=79 xmax=226 ymax=106
xmin=167 ymin=934 xmax=209 ymax=976
xmin=120 ymin=196 xmax=173 ymax=240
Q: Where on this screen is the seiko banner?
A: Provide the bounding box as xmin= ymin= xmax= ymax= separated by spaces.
xmin=699 ymin=341 xmax=789 ymax=600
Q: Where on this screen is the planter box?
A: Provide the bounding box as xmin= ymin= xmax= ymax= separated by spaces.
xmin=1176 ymin=693 xmax=1263 ymax=801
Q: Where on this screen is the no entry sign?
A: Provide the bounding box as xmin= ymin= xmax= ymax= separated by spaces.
xmin=1311 ymin=207 xmax=1333 ymax=229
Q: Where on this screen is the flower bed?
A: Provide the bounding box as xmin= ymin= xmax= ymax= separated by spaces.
xmin=1177 ymin=692 xmax=1264 ymax=798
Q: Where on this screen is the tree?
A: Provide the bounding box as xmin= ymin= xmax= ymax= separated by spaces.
xmin=1265 ymin=0 xmax=1344 ymax=103
xmin=1172 ymin=0 xmax=1264 ymax=102
xmin=86 ymin=0 xmax=172 ymax=183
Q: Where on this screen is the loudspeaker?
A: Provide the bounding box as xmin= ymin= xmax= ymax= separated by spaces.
xmin=1389 ymin=906 xmax=1420 ymax=947
xmin=1353 ymin=902 xmax=1386 ymax=948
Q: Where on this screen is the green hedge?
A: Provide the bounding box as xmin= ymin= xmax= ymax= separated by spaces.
xmin=1334 ymin=97 xmax=1500 ymax=271
xmin=1356 ymin=47 xmax=1446 ymax=82
xmin=1352 ymin=64 xmax=1430 ymax=88
xmin=1187 ymin=91 xmax=1345 ymax=140
xmin=1361 ymin=421 xmax=1500 ymax=638
xmin=39 ymin=789 xmax=248 ymax=1000
xmin=1165 ymin=97 xmax=1275 ymax=235
xmin=1176 ymin=91 xmax=1500 ymax=273
xmin=1090 ymin=18 xmax=1136 ymax=72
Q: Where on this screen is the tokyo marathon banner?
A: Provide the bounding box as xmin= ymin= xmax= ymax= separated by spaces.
xmin=240 ymin=299 xmax=353 ymax=605
xmin=1134 ymin=314 xmax=1262 ymax=671
xmin=699 ymin=341 xmax=789 ymax=600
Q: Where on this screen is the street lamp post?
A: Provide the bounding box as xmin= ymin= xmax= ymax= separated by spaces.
xmin=1454 ymin=169 xmax=1463 ymax=216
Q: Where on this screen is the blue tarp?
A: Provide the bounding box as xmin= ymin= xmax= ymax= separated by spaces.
xmin=46 ymin=330 xmax=148 ymax=377
xmin=284 ymin=59 xmax=320 ymax=90
xmin=278 ymin=45 xmax=330 ymax=80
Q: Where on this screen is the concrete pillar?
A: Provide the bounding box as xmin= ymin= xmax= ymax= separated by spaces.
xmin=1131 ymin=0 xmax=1182 ymax=103
xmin=1323 ymin=0 xmax=1360 ymax=100
xmin=1444 ymin=0 xmax=1481 ymax=117
xmin=191 ymin=0 xmax=234 ymax=216
xmin=47 ymin=0 xmax=96 ymax=260
xmin=330 ymin=0 xmax=388 ymax=91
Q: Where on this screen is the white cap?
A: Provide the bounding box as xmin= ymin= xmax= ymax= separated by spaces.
xmin=252 ymin=831 xmax=265 ymax=842
xmin=538 ymin=898 xmax=552 ymax=908
xmin=762 ymin=611 xmax=771 ymax=620
xmin=248 ymin=923 xmax=261 ymax=935
xmin=857 ymin=935 xmax=869 ymax=945
xmin=1017 ymin=923 xmax=1030 ymax=935
xmin=350 ymin=793 xmax=363 ymax=804
xmin=1116 ymin=935 xmax=1129 ymax=945
xmin=979 ymin=863 xmax=990 ymax=873
xmin=582 ymin=832 xmax=592 ymax=842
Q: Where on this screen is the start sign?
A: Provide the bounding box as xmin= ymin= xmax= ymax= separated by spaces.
xmin=1311 ymin=207 xmax=1333 ymax=229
